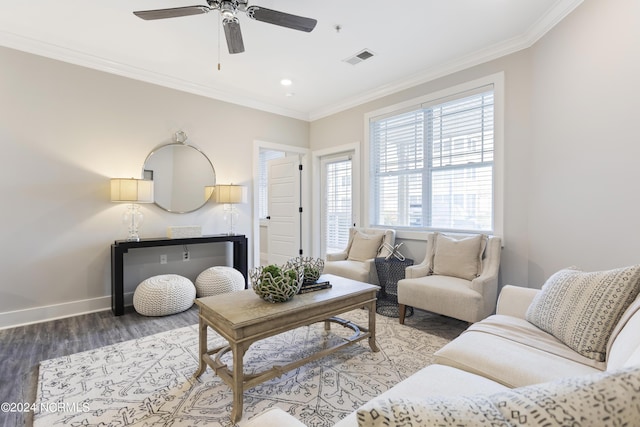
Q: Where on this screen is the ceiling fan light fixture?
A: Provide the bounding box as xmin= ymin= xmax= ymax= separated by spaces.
xmin=220 ymin=1 xmax=236 ymax=19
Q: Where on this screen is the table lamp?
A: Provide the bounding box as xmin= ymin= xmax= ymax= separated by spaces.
xmin=206 ymin=184 xmax=247 ymax=235
xmin=111 ymin=178 xmax=154 ymax=241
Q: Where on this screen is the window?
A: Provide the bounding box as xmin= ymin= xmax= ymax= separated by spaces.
xmin=369 ymin=87 xmax=495 ymax=233
xmin=258 ymin=149 xmax=285 ymax=219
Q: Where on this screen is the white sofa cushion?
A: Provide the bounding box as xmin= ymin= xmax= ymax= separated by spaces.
xmin=357 ymin=366 xmax=640 ymax=427
xmin=525 ymin=265 xmax=640 ymax=362
xmin=431 ymin=232 xmax=486 ymax=280
xmin=435 ymin=315 xmax=603 ymax=388
xmin=357 ymin=396 xmax=507 ymax=427
xmin=607 ymin=294 xmax=640 ymax=369
xmin=244 ymin=407 xmax=307 ymax=427
xmin=335 ymin=364 xmax=508 ymax=427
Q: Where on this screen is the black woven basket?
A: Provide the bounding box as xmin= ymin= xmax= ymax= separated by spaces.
xmin=374 ymin=257 xmax=414 ymax=318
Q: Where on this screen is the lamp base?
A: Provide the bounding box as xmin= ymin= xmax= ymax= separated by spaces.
xmin=123 ymin=203 xmax=144 ymax=242
xmin=224 ymin=204 xmax=239 ymax=236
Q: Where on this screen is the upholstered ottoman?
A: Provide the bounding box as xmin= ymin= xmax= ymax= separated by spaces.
xmin=133 ymin=274 xmax=196 ymax=316
xmin=195 ymin=266 xmax=245 ymax=297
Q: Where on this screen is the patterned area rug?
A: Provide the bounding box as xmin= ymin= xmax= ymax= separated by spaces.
xmin=34 ymin=309 xmax=465 ymax=427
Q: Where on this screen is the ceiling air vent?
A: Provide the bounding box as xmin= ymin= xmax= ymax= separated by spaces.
xmin=344 ymin=49 xmax=375 ymax=65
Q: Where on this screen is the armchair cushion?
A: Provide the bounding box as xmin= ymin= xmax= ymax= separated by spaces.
xmin=322 ymin=260 xmax=371 ymax=284
xmin=432 ymin=233 xmax=487 ymax=281
xmin=526 ymin=265 xmax=640 ymax=362
xmin=347 ymin=231 xmax=384 ymax=262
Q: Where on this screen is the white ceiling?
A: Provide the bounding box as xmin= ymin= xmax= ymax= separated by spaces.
xmin=0 ymin=0 xmax=582 ymax=121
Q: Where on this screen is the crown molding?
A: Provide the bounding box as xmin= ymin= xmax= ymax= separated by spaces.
xmin=0 ymin=29 xmax=310 ymax=121
xmin=307 ymin=0 xmax=584 ymax=121
xmin=1 ymin=0 xmax=582 ymax=123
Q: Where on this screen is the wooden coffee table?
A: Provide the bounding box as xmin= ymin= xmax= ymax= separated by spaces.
xmin=192 ymin=274 xmax=379 ymax=422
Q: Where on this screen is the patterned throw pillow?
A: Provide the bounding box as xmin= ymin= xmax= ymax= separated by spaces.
xmin=357 ymin=395 xmax=510 ymax=427
xmin=491 ymin=366 xmax=640 ymax=426
xmin=356 ymin=367 xmax=640 ymax=427
xmin=525 ymin=265 xmax=640 ymax=361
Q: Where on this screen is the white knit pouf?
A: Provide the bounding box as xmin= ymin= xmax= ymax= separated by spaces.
xmin=195 ymin=266 xmax=245 ymax=297
xmin=133 ymin=274 xmax=196 ymax=316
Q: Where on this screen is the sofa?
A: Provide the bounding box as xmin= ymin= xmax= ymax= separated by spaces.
xmin=245 ymin=264 xmax=640 ymax=426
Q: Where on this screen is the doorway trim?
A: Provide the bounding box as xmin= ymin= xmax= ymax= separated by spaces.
xmin=253 ymin=140 xmax=310 ymax=269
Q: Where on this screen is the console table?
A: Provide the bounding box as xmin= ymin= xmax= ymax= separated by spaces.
xmin=111 ymin=234 xmax=248 ymax=316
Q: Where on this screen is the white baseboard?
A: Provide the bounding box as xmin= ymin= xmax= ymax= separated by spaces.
xmin=0 ymin=295 xmax=117 ymax=330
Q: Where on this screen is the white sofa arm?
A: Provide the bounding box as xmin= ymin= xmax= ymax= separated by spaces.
xmin=326 ymin=251 xmax=348 ymax=261
xmin=244 ymin=408 xmax=307 ymax=427
xmin=496 ymin=285 xmax=540 ymax=319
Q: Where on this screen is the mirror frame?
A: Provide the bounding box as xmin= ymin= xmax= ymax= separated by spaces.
xmin=142 ymin=142 xmax=216 ymax=214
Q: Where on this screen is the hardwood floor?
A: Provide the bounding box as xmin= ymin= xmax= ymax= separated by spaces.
xmin=0 ymin=306 xmax=199 ymax=427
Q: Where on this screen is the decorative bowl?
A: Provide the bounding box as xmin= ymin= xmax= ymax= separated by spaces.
xmin=286 ymin=256 xmax=325 ymax=285
xmin=250 ymin=264 xmax=303 ymax=303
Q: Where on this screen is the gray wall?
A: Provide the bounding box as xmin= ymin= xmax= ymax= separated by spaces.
xmin=2 ymin=0 xmax=639 ymax=326
xmin=0 ymin=46 xmax=308 ymax=324
xmin=310 ymin=0 xmax=640 ymax=289
xmin=526 ymin=0 xmax=640 ymax=285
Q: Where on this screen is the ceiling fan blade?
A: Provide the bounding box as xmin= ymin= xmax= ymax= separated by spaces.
xmin=246 ymin=6 xmax=317 ymax=32
xmin=133 ymin=6 xmax=211 ymax=20
xmin=223 ymin=18 xmax=245 ymax=54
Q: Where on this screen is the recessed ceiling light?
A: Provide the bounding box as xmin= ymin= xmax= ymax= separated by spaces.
xmin=280 ymin=79 xmax=292 ymax=86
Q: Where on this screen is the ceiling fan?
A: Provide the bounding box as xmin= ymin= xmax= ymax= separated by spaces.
xmin=133 ymin=0 xmax=317 ymax=54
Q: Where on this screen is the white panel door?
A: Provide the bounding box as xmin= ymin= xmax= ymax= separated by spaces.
xmin=267 ymin=155 xmax=301 ymax=265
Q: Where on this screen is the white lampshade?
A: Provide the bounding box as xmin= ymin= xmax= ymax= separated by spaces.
xmin=110 ymin=178 xmax=154 ymax=203
xmin=213 ymin=184 xmax=247 ymax=204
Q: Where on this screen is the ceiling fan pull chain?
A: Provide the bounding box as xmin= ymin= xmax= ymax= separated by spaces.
xmin=217 ymin=13 xmax=221 ymax=70
xmin=217 ymin=13 xmax=222 ymax=70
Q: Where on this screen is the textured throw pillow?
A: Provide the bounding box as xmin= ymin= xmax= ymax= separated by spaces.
xmin=347 ymin=232 xmax=383 ymax=262
xmin=357 ymin=367 xmax=640 ymax=427
xmin=432 ymin=233 xmax=487 ymax=280
xmin=357 ymin=396 xmax=510 ymax=427
xmin=491 ymin=366 xmax=640 ymax=426
xmin=526 ymin=265 xmax=640 ymax=362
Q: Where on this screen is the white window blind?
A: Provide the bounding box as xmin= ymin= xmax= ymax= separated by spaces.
xmin=258 ymin=149 xmax=285 ymax=219
xmin=370 ymin=89 xmax=494 ymax=233
xmin=324 ymin=157 xmax=352 ymax=253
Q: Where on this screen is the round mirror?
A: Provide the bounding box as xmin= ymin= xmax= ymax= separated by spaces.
xmin=142 ymin=141 xmax=216 ymax=213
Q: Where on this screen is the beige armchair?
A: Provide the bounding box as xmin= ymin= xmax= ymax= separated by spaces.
xmin=398 ymin=232 xmax=501 ymax=324
xmin=323 ymin=227 xmax=396 ymax=285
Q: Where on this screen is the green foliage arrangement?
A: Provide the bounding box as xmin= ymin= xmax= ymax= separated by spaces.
xmin=285 ymin=257 xmax=325 ymax=284
xmin=250 ymin=264 xmax=302 ymax=303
